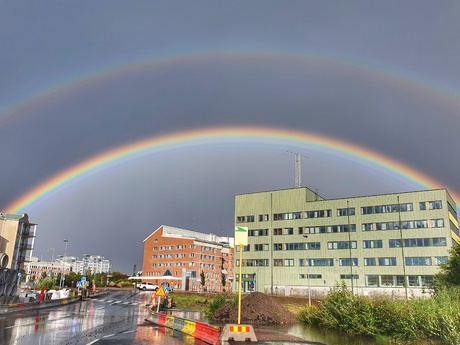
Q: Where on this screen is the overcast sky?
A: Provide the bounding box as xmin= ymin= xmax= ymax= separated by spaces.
xmin=1 ymin=1 xmax=459 ymax=275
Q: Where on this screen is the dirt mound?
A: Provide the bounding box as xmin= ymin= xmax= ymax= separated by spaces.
xmin=211 ymin=292 xmax=299 ymax=325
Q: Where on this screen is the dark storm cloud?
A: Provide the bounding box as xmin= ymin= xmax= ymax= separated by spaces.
xmin=0 ymin=1 xmax=459 ymax=273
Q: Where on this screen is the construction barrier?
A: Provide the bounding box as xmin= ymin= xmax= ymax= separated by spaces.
xmin=194 ymin=321 xmax=221 ymax=345
xmin=146 ymin=312 xmax=220 ymax=345
xmin=156 ymin=313 xmax=166 ymax=326
xmin=220 ymin=324 xmax=258 ymax=342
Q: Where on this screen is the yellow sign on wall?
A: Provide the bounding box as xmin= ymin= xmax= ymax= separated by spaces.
xmin=235 ymin=226 xmax=248 ymax=246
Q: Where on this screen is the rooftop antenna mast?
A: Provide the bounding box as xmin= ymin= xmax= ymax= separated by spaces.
xmin=287 ymin=151 xmax=308 ymax=188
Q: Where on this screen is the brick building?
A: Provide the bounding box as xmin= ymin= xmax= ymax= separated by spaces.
xmin=141 ymin=225 xmax=234 ymax=292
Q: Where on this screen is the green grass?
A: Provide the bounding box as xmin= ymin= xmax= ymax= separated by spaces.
xmin=297 ymin=282 xmax=460 ymax=345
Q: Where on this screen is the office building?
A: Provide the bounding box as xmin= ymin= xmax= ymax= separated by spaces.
xmin=234 ymin=187 xmax=459 ymax=298
xmin=141 ymin=225 xmax=234 ymax=292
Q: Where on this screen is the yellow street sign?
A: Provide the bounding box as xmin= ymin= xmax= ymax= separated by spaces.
xmin=155 ymin=286 xmax=166 ymax=297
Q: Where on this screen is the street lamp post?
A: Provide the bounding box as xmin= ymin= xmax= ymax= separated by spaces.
xmin=48 ymin=247 xmax=55 ymax=283
xmin=60 ymin=240 xmax=68 ymax=288
xmin=303 ymin=233 xmax=311 ymax=306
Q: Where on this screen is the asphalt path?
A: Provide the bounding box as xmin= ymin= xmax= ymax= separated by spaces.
xmin=0 ymin=289 xmax=208 ymax=345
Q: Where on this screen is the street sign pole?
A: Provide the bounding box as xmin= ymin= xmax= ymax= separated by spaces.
xmin=235 ymin=226 xmax=248 ymax=325
xmin=238 ymin=243 xmax=243 ymax=324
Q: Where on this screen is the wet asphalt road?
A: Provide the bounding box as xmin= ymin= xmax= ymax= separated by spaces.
xmin=0 ymin=289 xmax=208 ymax=345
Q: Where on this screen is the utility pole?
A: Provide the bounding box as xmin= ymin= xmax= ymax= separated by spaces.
xmin=286 ymin=151 xmax=308 ymax=188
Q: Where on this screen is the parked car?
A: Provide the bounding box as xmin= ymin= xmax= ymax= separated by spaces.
xmin=137 ymin=282 xmax=159 ymax=291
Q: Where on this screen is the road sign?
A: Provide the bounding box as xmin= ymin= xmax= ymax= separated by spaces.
xmin=76 ymin=281 xmax=83 ymax=288
xmin=155 ymin=286 xmax=166 ymax=297
xmin=235 ymin=226 xmax=248 ymax=246
xmin=81 ymin=276 xmax=87 ymax=283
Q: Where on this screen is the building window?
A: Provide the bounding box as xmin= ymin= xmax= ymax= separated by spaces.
xmin=365 ymin=275 xmax=378 ymax=287
xmin=274 ymin=243 xmax=282 ymax=251
xmin=254 ymin=244 xmax=264 ymax=251
xmin=405 ymin=257 xmax=432 ymax=266
xmin=306 ymin=258 xmax=334 ymax=266
xmin=274 ymin=259 xmax=283 ymax=266
xmin=389 ymin=237 xmax=447 ymax=248
xmin=258 ymin=214 xmax=269 ymax=221
xmin=362 ymin=203 xmax=413 ymax=215
xmin=378 ymin=257 xmax=397 ymax=266
xmin=249 ymin=229 xmax=269 ymax=236
xmin=429 ymin=200 xmax=443 ymax=210
xmin=285 ymin=243 xmax=305 ymax=250
xmin=284 ymin=259 xmax=294 ymax=266
xmin=235 ymin=245 xmax=250 ymax=252
xmin=305 ymin=210 xmax=331 ymax=218
xmin=340 ymin=274 xmax=359 ymax=280
xmin=364 ymin=258 xmax=376 ymax=266
xmin=337 ymin=208 xmax=355 ymax=216
xmin=299 ymin=274 xmax=322 ymax=279
xmin=362 ymin=223 xmax=373 ymax=231
xmin=284 ymin=227 xmax=294 ymax=235
xmin=273 ymin=228 xmax=282 ymax=235
xmin=327 ymin=241 xmax=357 ymax=250
xmin=339 ymin=258 xmax=358 ymax=266
xmin=430 ymin=219 xmax=444 ymax=228
xmin=435 ymin=257 xmax=448 ymax=265
xmin=307 ymin=242 xmax=321 ymax=250
xmin=274 ymin=212 xmax=302 ymax=220
xmin=363 ymin=240 xmax=382 ymax=248
xmin=305 ymin=224 xmax=355 ymax=234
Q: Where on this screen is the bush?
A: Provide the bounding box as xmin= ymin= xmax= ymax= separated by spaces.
xmin=297 ymin=282 xmax=460 ymax=344
xmin=205 ymin=294 xmax=227 ymax=317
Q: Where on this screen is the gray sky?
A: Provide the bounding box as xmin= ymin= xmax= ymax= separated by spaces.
xmin=1 ymin=1 xmax=459 ymax=274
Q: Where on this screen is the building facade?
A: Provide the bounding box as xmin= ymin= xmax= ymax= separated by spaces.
xmin=141 ymin=225 xmax=234 ymax=292
xmin=234 ymin=187 xmax=459 ymax=298
xmin=26 ymin=254 xmax=112 ymax=284
xmin=0 ymin=213 xmax=36 ymax=273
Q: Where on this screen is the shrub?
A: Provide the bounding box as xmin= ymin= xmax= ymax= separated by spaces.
xmin=298 ymin=283 xmax=460 ymax=344
xmin=206 ymin=294 xmax=227 ymax=317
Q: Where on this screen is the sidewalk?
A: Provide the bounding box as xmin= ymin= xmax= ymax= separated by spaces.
xmin=0 ymin=289 xmax=110 ymax=315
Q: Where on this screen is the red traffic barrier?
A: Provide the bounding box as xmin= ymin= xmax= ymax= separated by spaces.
xmin=193 ymin=321 xmax=220 ymax=345
xmin=156 ymin=313 xmax=166 ymax=326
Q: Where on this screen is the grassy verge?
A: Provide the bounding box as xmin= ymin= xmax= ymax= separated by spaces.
xmin=297 ymin=282 xmax=460 ymax=345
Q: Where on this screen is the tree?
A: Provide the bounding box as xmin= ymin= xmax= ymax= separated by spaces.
xmin=200 ymin=270 xmax=206 ymax=291
xmin=434 ymin=245 xmax=460 ymax=288
xmin=221 ymin=273 xmax=227 ymax=292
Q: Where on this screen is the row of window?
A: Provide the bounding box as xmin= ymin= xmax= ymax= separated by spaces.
xmin=298 ymin=274 xmax=435 ymax=288
xmin=366 ymin=275 xmax=433 ymax=287
xmin=152 ymin=262 xmax=217 ymax=269
xmin=153 ymin=254 xmax=218 ymax=261
xmin=363 ymin=219 xmax=444 ymax=231
xmin=236 ymin=200 xmax=443 ymax=224
xmin=361 ymin=203 xmax=413 ymax=214
xmin=389 ymin=237 xmax=447 ymax=247
xmin=303 ymin=224 xmax=356 ymax=234
xmin=154 ymin=245 xmax=216 ymax=252
xmin=248 ymin=217 xmax=444 ymax=238
xmin=241 ymin=237 xmax=447 ymax=253
xmin=238 ymin=255 xmax=447 ymax=267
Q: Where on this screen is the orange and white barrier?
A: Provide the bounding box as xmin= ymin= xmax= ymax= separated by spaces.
xmin=220 ymin=324 xmax=257 ymax=342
